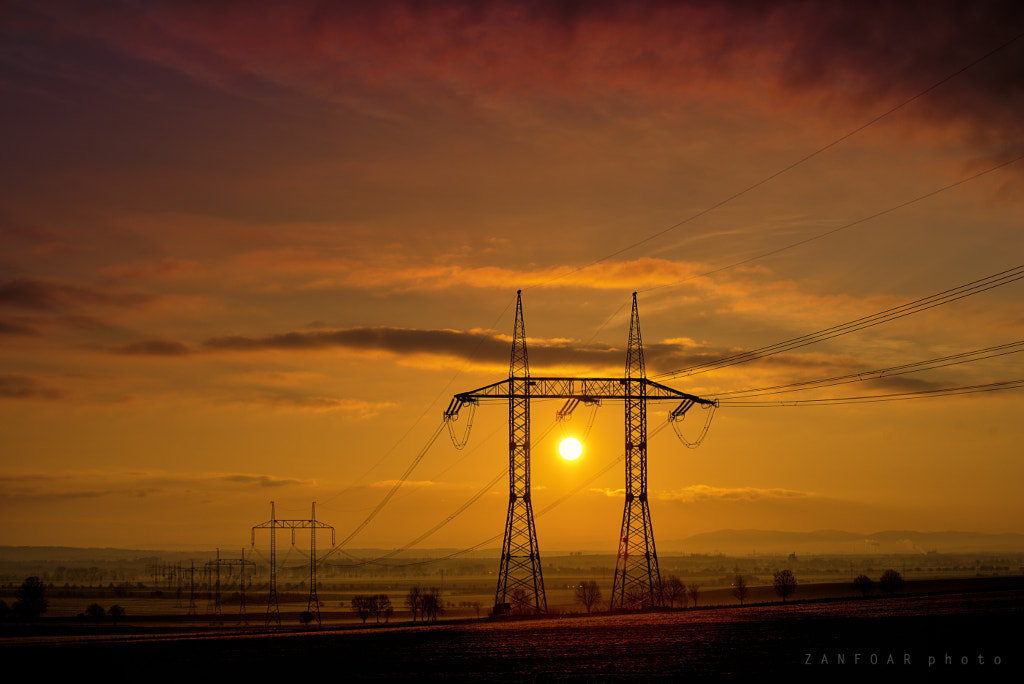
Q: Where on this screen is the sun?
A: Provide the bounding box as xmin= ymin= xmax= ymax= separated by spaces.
xmin=558 ymin=437 xmax=583 ymax=461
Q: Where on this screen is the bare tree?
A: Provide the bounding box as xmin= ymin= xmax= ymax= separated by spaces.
xmin=687 ymin=584 xmax=701 ymax=609
xmin=773 ymin=569 xmax=797 ymax=603
xmin=574 ymin=580 xmax=602 ymax=613
xmin=852 ymin=574 xmax=874 ymax=597
xmin=85 ymin=603 xmax=105 ymax=628
xmin=662 ymin=576 xmax=685 ymax=608
xmin=731 ymin=575 xmax=749 ymax=606
xmin=406 ymin=586 xmax=421 ymax=622
xmin=879 ymin=569 xmax=904 ymax=595
xmin=13 ymin=577 xmax=48 ymax=623
xmin=350 ymin=595 xmax=373 ymax=624
xmin=376 ymin=594 xmax=394 ymax=623
xmin=420 ymin=588 xmax=444 ymax=621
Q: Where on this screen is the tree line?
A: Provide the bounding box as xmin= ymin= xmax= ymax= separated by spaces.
xmin=348 ymin=586 xmax=445 ymax=625
xmin=0 ymin=577 xmax=127 ymax=628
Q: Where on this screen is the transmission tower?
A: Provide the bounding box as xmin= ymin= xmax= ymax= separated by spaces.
xmin=306 ymin=502 xmax=327 ymax=627
xmin=186 ymin=560 xmax=197 ymax=616
xmin=611 ymin=293 xmax=662 ymax=609
xmin=494 ymin=290 xmax=546 ymax=615
xmin=208 ymin=549 xmax=223 ymax=620
xmin=205 ymin=548 xmax=256 ymax=624
xmin=445 ymin=292 xmax=715 ymax=613
xmin=252 ymin=501 xmax=335 ymax=628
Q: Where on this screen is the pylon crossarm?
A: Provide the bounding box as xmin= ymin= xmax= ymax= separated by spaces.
xmin=450 ymin=377 xmax=714 ymax=403
xmin=253 ymin=519 xmax=334 ymax=531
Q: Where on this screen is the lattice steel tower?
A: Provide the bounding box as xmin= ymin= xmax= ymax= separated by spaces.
xmin=494 ymin=290 xmax=547 ymax=614
xmin=445 ymin=292 xmax=715 ymax=614
xmin=611 ymin=292 xmax=662 ymax=609
xmin=252 ymin=501 xmax=335 ymax=628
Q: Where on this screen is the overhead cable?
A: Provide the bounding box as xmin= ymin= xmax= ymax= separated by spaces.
xmin=717 ymin=379 xmax=1024 ymax=407
xmin=320 ymin=420 xmax=446 ymax=561
xmin=538 ymin=30 xmax=1024 ymax=287
xmin=715 ymin=340 xmax=1024 ymax=399
xmin=656 ymin=264 xmax=1024 ymax=379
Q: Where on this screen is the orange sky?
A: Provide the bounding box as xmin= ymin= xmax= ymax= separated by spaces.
xmin=2 ymin=1 xmax=1023 ymax=554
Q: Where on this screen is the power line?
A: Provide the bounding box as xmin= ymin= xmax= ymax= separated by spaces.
xmin=717 ymin=378 xmax=1024 ymax=407
xmin=537 ymin=30 xmax=1024 ymax=288
xmin=320 ymin=298 xmax=515 ymax=508
xmin=655 ymin=263 xmax=1024 ymax=380
xmin=320 ymin=420 xmax=447 ymax=561
xmin=714 ymin=340 xmax=1024 ymax=399
xmin=326 ymin=469 xmax=506 ymax=568
xmin=334 ymin=423 xmax=671 ymax=569
xmin=640 ymin=152 xmax=1024 ymax=294
xmin=326 ymin=423 xmax=558 ymax=567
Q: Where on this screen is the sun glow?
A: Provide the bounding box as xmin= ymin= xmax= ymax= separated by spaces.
xmin=559 ymin=437 xmax=583 ymax=461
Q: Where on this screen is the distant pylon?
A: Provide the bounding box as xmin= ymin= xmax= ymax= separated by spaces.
xmin=238 ymin=548 xmax=251 ymax=625
xmin=307 ymin=502 xmax=322 ymax=627
xmin=611 ymin=292 xmax=663 ymax=609
xmin=186 ymin=560 xmax=197 ymax=616
xmin=264 ymin=502 xmax=281 ymax=627
xmin=251 ymin=501 xmax=334 ymax=629
xmin=494 ymin=290 xmax=547 ymax=615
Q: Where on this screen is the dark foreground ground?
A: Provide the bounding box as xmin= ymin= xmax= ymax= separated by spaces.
xmin=3 ymin=587 xmax=1021 ymax=682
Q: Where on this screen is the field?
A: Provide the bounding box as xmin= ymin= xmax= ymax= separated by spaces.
xmin=3 ymin=579 xmax=1021 ymax=682
xmin=3 ymin=549 xmax=1022 ymax=680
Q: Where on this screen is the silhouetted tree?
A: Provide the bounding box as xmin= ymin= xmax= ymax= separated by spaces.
xmin=0 ymin=600 xmax=10 ymax=623
xmin=406 ymin=586 xmax=421 ymax=622
xmin=687 ymin=584 xmax=701 ymax=608
xmin=86 ymin=603 xmax=106 ymax=628
xmin=853 ymin=574 xmax=874 ymax=597
xmin=299 ymin=611 xmax=314 ymax=628
xmin=376 ymin=594 xmax=394 ymax=623
xmin=879 ymin=569 xmax=904 ymax=595
xmin=662 ymin=576 xmax=685 ymax=608
xmin=732 ymin=575 xmax=749 ymax=606
xmin=350 ymin=595 xmax=373 ymax=624
xmin=13 ymin=577 xmax=48 ymax=622
xmin=574 ymin=580 xmax=602 ymax=613
xmin=773 ymin=569 xmax=797 ymax=603
xmin=108 ymin=604 xmax=125 ymax=627
xmin=420 ymin=588 xmax=444 ymax=621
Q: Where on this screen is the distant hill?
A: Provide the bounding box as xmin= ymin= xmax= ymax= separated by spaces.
xmin=0 ymin=545 xmax=499 ymax=563
xmin=662 ymin=529 xmax=1024 ymax=555
xmin=3 ymin=531 xmax=1023 ymax=563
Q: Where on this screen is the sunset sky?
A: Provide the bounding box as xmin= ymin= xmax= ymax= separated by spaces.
xmin=2 ymin=1 xmax=1023 ymax=555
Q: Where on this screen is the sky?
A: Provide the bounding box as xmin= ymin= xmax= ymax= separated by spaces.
xmin=2 ymin=0 xmax=1023 ymax=555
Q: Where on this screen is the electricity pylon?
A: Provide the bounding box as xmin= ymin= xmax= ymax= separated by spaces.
xmin=252 ymin=501 xmax=335 ymax=628
xmin=494 ymin=290 xmax=546 ymax=615
xmin=205 ymin=549 xmax=255 ymax=624
xmin=445 ymin=292 xmax=716 ymax=613
xmin=611 ymin=293 xmax=661 ymax=610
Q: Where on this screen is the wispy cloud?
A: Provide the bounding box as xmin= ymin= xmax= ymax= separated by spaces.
xmin=0 ymin=374 xmax=65 ymax=400
xmin=27 ymin=1 xmax=1022 ymax=159
xmin=0 ymin=470 xmax=313 ymax=501
xmin=655 ymin=485 xmax=813 ymax=503
xmin=251 ymin=395 xmax=396 ymax=416
xmin=0 ymin=317 xmax=40 ymax=336
xmin=0 ymin=278 xmax=153 ymax=311
xmin=591 ymin=485 xmax=813 ymax=502
xmin=110 ymin=339 xmax=193 ymax=356
xmin=218 ymin=474 xmax=308 ymax=488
